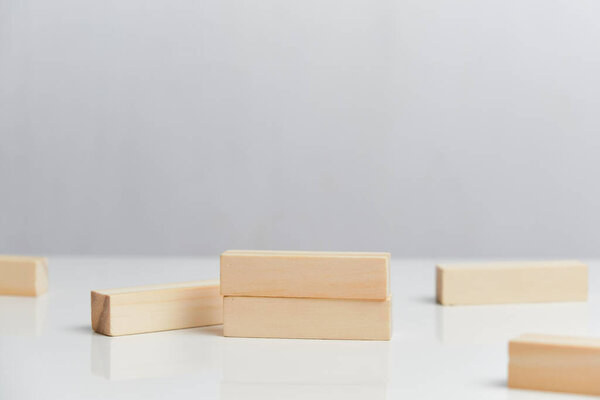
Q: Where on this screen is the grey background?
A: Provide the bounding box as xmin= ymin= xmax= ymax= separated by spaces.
xmin=1 ymin=0 xmax=599 ymax=256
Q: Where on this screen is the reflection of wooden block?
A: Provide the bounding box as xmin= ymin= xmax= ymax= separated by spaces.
xmin=436 ymin=260 xmax=587 ymax=305
xmin=0 ymin=256 xmax=48 ymax=296
xmin=223 ymin=296 xmax=391 ymax=340
xmin=0 ymin=296 xmax=48 ymax=336
xmin=508 ymin=334 xmax=600 ymax=396
xmin=223 ymin=339 xmax=389 ymax=384
xmin=220 ymin=250 xmax=390 ymax=300
xmin=437 ymin=302 xmax=589 ymax=345
xmin=92 ymin=329 xmax=222 ymax=380
xmin=91 ymin=280 xmax=222 ymax=336
xmin=221 ymin=382 xmax=387 ymax=400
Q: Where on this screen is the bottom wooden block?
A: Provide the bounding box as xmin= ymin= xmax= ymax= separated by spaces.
xmin=91 ymin=280 xmax=222 ymax=336
xmin=508 ymin=333 xmax=600 ymax=396
xmin=223 ymin=296 xmax=391 ymax=341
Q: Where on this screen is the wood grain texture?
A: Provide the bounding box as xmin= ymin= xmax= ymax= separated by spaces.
xmin=0 ymin=255 xmax=48 ymax=296
xmin=220 ymin=250 xmax=390 ymax=300
xmin=436 ymin=260 xmax=587 ymax=305
xmin=91 ymin=280 xmax=222 ymax=336
xmin=223 ymin=296 xmax=391 ymax=340
xmin=508 ymin=333 xmax=600 ymax=396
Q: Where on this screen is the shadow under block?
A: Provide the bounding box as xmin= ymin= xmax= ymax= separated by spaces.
xmin=508 ymin=334 xmax=600 ymax=396
xmin=220 ymin=250 xmax=390 ymax=300
xmin=436 ymin=260 xmax=587 ymax=305
xmin=223 ymin=296 xmax=392 ymax=340
xmin=91 ymin=280 xmax=222 ymax=336
xmin=0 ymin=256 xmax=48 ymax=296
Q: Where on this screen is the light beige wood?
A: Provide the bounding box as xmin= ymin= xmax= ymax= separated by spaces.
xmin=0 ymin=255 xmax=48 ymax=296
xmin=223 ymin=296 xmax=391 ymax=340
xmin=508 ymin=333 xmax=600 ymax=396
xmin=220 ymin=250 xmax=390 ymax=300
xmin=91 ymin=280 xmax=222 ymax=336
xmin=436 ymin=260 xmax=587 ymax=305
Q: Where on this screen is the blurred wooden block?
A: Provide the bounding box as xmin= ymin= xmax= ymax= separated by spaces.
xmin=436 ymin=260 xmax=587 ymax=305
xmin=220 ymin=250 xmax=390 ymax=300
xmin=223 ymin=296 xmax=391 ymax=340
xmin=0 ymin=256 xmax=48 ymax=296
xmin=91 ymin=280 xmax=222 ymax=336
xmin=508 ymin=333 xmax=600 ymax=396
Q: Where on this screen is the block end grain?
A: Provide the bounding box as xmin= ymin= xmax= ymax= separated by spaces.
xmin=91 ymin=291 xmax=112 ymax=336
xmin=435 ymin=266 xmax=445 ymax=305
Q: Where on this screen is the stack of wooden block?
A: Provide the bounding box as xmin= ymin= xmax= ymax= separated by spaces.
xmin=220 ymin=250 xmax=392 ymax=340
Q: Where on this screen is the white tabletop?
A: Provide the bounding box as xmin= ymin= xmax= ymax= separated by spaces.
xmin=1 ymin=257 xmax=598 ymax=400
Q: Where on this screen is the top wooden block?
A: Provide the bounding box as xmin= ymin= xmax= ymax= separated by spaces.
xmin=0 ymin=255 xmax=48 ymax=296
xmin=436 ymin=260 xmax=587 ymax=305
xmin=220 ymin=250 xmax=390 ymax=300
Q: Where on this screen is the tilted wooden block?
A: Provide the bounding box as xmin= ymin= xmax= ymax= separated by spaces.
xmin=508 ymin=333 xmax=600 ymax=396
xmin=0 ymin=255 xmax=48 ymax=296
xmin=91 ymin=280 xmax=222 ymax=336
xmin=220 ymin=250 xmax=390 ymax=300
xmin=436 ymin=260 xmax=587 ymax=305
xmin=223 ymin=296 xmax=392 ymax=340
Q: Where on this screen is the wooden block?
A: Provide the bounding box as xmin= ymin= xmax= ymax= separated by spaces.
xmin=220 ymin=250 xmax=390 ymax=300
xmin=508 ymin=333 xmax=600 ymax=396
xmin=0 ymin=255 xmax=48 ymax=296
xmin=436 ymin=260 xmax=587 ymax=305
xmin=223 ymin=296 xmax=392 ymax=340
xmin=91 ymin=280 xmax=222 ymax=336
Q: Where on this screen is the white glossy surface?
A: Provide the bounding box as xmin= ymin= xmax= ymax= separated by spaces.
xmin=0 ymin=258 xmax=598 ymax=399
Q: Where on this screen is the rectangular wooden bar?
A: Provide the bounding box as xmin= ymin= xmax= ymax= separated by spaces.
xmin=91 ymin=280 xmax=222 ymax=336
xmin=0 ymin=255 xmax=48 ymax=296
xmin=220 ymin=250 xmax=390 ymax=300
xmin=223 ymin=296 xmax=392 ymax=340
xmin=436 ymin=260 xmax=587 ymax=305
xmin=508 ymin=333 xmax=600 ymax=396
